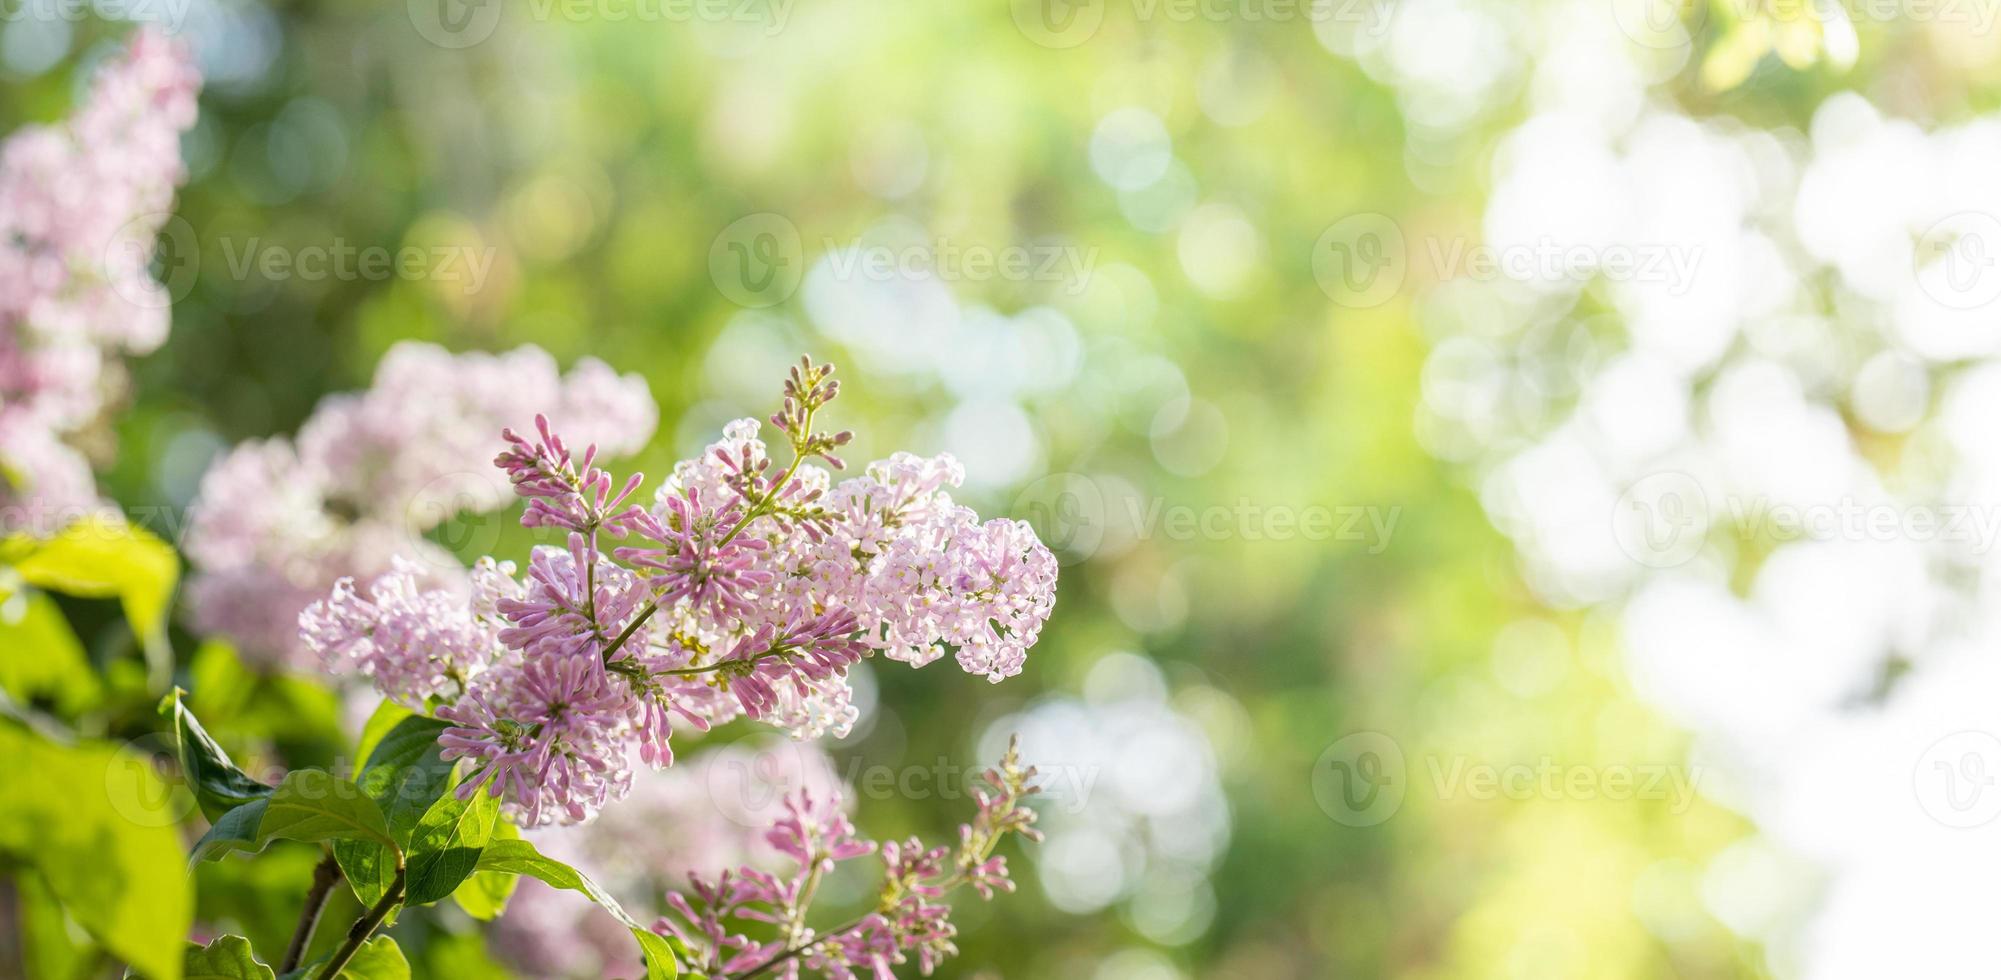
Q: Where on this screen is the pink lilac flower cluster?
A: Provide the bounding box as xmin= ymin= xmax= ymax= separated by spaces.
xmin=656 ymin=737 xmax=1042 ymax=979
xmin=299 ymin=357 xmax=1058 ymax=827
xmin=494 ymin=739 xmax=842 ymax=979
xmin=187 ymin=341 xmax=655 ymax=668
xmin=0 ymin=29 xmax=200 ymax=522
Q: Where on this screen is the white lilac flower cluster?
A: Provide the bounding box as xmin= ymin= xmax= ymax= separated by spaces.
xmin=299 ymin=358 xmax=1058 ymax=827
xmin=185 ymin=341 xmax=655 ymax=667
xmin=0 ymin=29 xmax=199 ymax=522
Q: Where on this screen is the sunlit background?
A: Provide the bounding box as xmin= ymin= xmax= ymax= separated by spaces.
xmin=9 ymin=0 xmax=2001 ymax=976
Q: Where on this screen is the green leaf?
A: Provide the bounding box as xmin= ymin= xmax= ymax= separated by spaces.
xmin=449 ymin=820 xmax=519 ymax=921
xmin=189 ymin=798 xmax=270 ymax=864
xmin=334 ymin=715 xmax=452 ymax=905
xmin=0 ymin=590 xmax=99 ymax=716
xmin=354 ymin=715 xmax=455 ymax=840
xmin=183 ymin=935 xmax=275 ymax=980
xmin=449 ymin=862 xmax=518 ymax=921
xmin=339 ymin=936 xmax=410 ymax=980
xmin=332 ymin=837 xmax=397 ymax=909
xmin=18 ymin=870 xmax=97 ymax=980
xmin=353 ymin=701 xmax=413 ymax=768
xmin=0 ymin=723 xmax=191 ymax=980
xmin=278 ymin=935 xmax=409 ymax=980
xmin=412 ymin=930 xmax=515 ymax=978
xmin=258 ymin=769 xmax=397 ymax=852
xmin=403 ymin=780 xmax=499 ymax=905
xmin=2 ymin=514 xmax=178 ymax=678
xmin=475 ymin=839 xmax=683 ymax=979
xmin=162 ymin=688 xmax=274 ymax=821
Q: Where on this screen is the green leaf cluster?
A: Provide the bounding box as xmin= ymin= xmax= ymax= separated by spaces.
xmin=173 ymin=697 xmax=680 ymax=977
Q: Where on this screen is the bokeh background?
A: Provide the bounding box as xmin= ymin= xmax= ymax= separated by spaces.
xmin=9 ymin=0 xmax=2001 ymax=976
